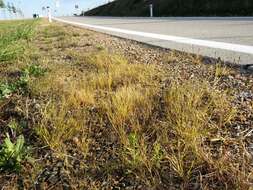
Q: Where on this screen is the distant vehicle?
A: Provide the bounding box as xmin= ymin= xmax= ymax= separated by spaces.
xmin=33 ymin=14 xmax=39 ymax=19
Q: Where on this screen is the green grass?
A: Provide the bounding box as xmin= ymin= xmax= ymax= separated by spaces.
xmin=0 ymin=20 xmax=36 ymax=62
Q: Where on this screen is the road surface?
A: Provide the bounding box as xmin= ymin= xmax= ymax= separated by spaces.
xmin=54 ymin=16 xmax=253 ymax=65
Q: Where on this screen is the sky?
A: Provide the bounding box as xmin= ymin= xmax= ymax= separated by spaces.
xmin=1 ymin=0 xmax=111 ymax=18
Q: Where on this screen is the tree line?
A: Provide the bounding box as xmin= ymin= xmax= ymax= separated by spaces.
xmin=0 ymin=0 xmax=24 ymax=18
xmin=84 ymin=0 xmax=253 ymax=16
xmin=0 ymin=0 xmax=4 ymax=8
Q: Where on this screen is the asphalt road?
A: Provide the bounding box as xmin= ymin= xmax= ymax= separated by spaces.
xmin=54 ymin=16 xmax=253 ymax=65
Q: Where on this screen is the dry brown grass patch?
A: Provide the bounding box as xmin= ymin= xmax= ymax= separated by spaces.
xmin=215 ymin=63 xmax=233 ymax=77
xmin=85 ymin=52 xmax=161 ymax=90
xmin=36 ymin=97 xmax=88 ymax=153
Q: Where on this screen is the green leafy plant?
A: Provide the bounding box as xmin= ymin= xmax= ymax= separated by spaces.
xmin=0 ymin=134 xmax=27 ymax=171
xmin=0 ymin=82 xmax=16 ymax=99
xmin=123 ymin=133 xmax=146 ymax=169
xmin=151 ymin=142 xmax=164 ymax=168
xmin=7 ymin=120 xmax=25 ymax=138
xmin=16 ymin=73 xmax=29 ymax=90
xmin=0 ymin=78 xmax=27 ymax=100
xmin=0 ymin=64 xmax=46 ymax=100
xmin=0 ymin=75 xmax=28 ymax=100
xmin=22 ymin=64 xmax=46 ymax=77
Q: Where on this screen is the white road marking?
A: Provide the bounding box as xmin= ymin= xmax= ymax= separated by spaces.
xmin=53 ymin=17 xmax=253 ymax=55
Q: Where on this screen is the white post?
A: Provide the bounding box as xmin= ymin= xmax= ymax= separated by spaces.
xmin=47 ymin=6 xmax=52 ymax=22
xmin=149 ymin=4 xmax=153 ymax=17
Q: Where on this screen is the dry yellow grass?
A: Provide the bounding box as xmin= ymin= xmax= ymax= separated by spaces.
xmin=1 ymin=20 xmax=252 ymax=190
xmin=162 ymin=80 xmax=237 ymax=184
xmin=36 ymin=98 xmax=87 ymax=152
xmin=105 ymin=85 xmax=156 ymax=139
xmin=32 ymin=24 xmax=252 ymax=189
xmin=215 ymin=63 xmax=233 ymax=77
xmin=85 ymin=52 xmax=160 ymax=90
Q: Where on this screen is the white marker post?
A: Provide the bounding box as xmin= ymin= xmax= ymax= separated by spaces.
xmin=47 ymin=6 xmax=52 ymax=22
xmin=149 ymin=4 xmax=153 ymax=17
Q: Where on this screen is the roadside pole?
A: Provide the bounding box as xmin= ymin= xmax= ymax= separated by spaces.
xmin=47 ymin=6 xmax=52 ymax=22
xmin=149 ymin=4 xmax=153 ymax=17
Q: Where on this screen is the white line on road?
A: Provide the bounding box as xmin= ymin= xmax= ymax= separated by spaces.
xmin=53 ymin=17 xmax=253 ymax=55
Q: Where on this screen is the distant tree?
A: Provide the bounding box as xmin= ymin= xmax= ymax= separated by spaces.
xmin=0 ymin=0 xmax=4 ymax=8
xmin=11 ymin=3 xmax=16 ymax=13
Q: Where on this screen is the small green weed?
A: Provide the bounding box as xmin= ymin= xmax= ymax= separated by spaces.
xmin=0 ymin=82 xmax=16 ymax=99
xmin=0 ymin=76 xmax=28 ymax=100
xmin=151 ymin=141 xmax=164 ymax=168
xmin=22 ymin=64 xmax=47 ymax=77
xmin=123 ymin=133 xmax=147 ymax=169
xmin=0 ymin=64 xmax=46 ymax=100
xmin=0 ymin=134 xmax=27 ymax=172
xmin=8 ymin=120 xmax=25 ymax=138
